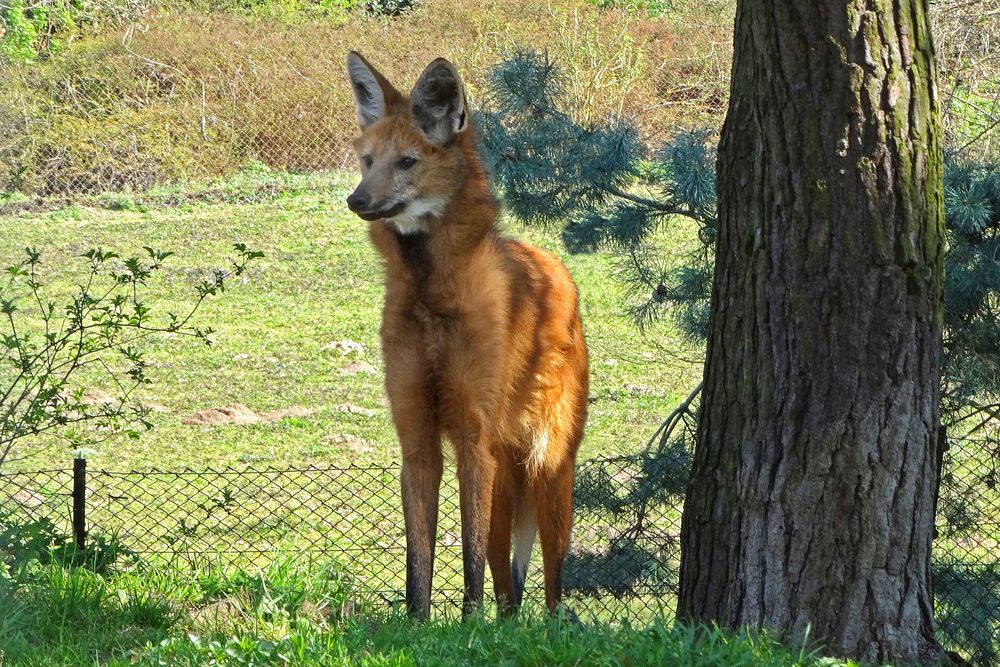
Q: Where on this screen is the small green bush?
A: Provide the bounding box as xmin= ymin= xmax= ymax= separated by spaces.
xmin=1 ymin=0 xmax=75 ymax=63
xmin=364 ymin=0 xmax=415 ymax=16
xmin=1 ymin=243 xmax=262 ymax=467
xmin=0 ymin=513 xmax=131 ymax=576
xmin=0 ymin=0 xmax=147 ymax=63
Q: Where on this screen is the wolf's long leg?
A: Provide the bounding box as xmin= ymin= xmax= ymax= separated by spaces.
xmin=487 ymin=451 xmax=515 ymax=614
xmin=456 ymin=436 xmax=497 ymax=619
xmin=401 ymin=444 xmax=443 ymax=619
xmin=385 ymin=337 xmax=442 ymax=620
xmin=534 ymin=459 xmax=575 ymax=614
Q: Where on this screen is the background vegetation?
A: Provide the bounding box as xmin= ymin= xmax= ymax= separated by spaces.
xmin=0 ymin=0 xmax=734 ymax=196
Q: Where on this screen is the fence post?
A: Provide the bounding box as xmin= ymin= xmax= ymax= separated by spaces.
xmin=72 ymin=456 xmax=87 ymax=550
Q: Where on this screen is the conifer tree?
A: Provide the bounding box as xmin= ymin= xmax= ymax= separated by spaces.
xmin=480 ymin=48 xmax=999 ymax=663
xmin=480 ymin=50 xmax=1000 ymax=448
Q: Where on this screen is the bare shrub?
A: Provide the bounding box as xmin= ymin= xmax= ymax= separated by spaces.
xmin=932 ymin=0 xmax=1000 ymax=156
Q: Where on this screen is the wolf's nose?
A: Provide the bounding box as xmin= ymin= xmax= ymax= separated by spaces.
xmin=347 ymin=191 xmax=369 ymax=212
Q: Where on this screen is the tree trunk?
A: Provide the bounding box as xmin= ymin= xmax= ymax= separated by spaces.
xmin=676 ymin=0 xmax=946 ymax=663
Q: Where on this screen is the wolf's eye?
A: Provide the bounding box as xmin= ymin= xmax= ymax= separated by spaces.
xmin=361 ymin=155 xmax=373 ymax=169
xmin=398 ymin=155 xmax=418 ymax=170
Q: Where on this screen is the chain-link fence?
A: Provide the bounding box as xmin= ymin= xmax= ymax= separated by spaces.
xmin=932 ymin=428 xmax=1000 ymax=666
xmin=1 ymin=449 xmax=999 ymax=664
xmin=1 ymin=1 xmax=994 ymax=202
xmin=0 ymin=1 xmax=737 ymax=202
xmin=0 ymin=456 xmax=684 ymax=622
xmin=0 ymin=22 xmax=358 ymax=199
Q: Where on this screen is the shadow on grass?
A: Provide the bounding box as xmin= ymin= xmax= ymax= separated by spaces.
xmin=935 ymin=560 xmax=1000 ymax=666
xmin=0 ymin=562 xmax=178 ymax=665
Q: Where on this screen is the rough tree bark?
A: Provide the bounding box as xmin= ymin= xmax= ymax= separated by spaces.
xmin=676 ymin=0 xmax=946 ymax=663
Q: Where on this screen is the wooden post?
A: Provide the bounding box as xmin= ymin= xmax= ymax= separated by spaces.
xmin=72 ymin=456 xmax=86 ymax=550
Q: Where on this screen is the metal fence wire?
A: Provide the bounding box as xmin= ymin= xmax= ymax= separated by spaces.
xmin=0 ymin=456 xmax=684 ymax=619
xmin=1 ymin=451 xmax=999 ymax=665
xmin=0 ymin=23 xmax=361 ymax=199
xmin=0 ymin=10 xmax=725 ymax=202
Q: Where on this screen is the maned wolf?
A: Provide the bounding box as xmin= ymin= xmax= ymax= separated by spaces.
xmin=345 ymin=52 xmax=589 ymax=620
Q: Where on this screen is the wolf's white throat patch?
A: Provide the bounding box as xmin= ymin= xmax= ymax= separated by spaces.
xmin=388 ymin=197 xmax=446 ymax=235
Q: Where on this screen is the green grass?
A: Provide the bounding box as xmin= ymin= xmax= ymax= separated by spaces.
xmin=0 ymin=165 xmax=703 ymax=472
xmin=0 ymin=555 xmax=857 ymax=667
xmin=0 ymin=167 xmax=705 ymax=651
xmin=5 ymin=166 xmax=990 ymax=666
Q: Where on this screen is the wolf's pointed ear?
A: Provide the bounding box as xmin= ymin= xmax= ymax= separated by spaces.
xmin=410 ymin=58 xmax=468 ymax=145
xmin=347 ymin=51 xmax=403 ymax=129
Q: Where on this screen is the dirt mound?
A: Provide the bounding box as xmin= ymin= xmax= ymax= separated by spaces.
xmin=324 ymin=433 xmax=372 ymax=455
xmin=323 ymin=339 xmax=365 ymax=355
xmin=83 ymin=388 xmax=117 ymax=404
xmin=333 ymin=403 xmax=376 ymax=417
xmin=182 ymin=404 xmax=312 ymax=426
xmin=341 ymin=360 xmax=377 ymax=375
xmin=12 ymin=489 xmax=46 ymax=507
xmin=59 ymin=388 xmax=116 ymax=405
xmin=262 ymin=406 xmax=312 ymax=421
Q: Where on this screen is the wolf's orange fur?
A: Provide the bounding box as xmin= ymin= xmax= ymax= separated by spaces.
xmin=345 ymin=52 xmax=588 ymax=619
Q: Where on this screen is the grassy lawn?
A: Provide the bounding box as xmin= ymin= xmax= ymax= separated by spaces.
xmin=0 ymin=166 xmax=703 ymax=472
xmin=0 ymin=169 xmax=814 ymax=667
xmin=0 ymin=555 xmax=856 ymax=667
xmin=2 ymin=167 xmax=999 ymax=667
xmin=0 ymin=169 xmax=708 ymax=651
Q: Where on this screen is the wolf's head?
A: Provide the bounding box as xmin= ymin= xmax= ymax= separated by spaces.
xmin=345 ymin=52 xmax=471 ymax=234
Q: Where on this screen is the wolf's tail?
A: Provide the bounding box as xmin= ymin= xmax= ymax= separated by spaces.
xmin=511 ymin=490 xmax=537 ymax=605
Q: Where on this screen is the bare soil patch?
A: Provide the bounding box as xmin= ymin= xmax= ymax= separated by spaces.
xmin=182 ymin=404 xmax=312 ymax=426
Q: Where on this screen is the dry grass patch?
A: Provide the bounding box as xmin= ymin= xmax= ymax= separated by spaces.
xmin=1 ymin=0 xmax=735 ymax=195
